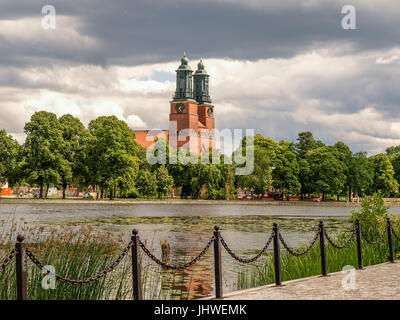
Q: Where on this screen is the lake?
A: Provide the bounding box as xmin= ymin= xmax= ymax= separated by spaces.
xmin=1 ymin=202 xmax=399 ymax=299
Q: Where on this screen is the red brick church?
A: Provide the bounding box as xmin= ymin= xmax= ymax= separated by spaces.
xmin=133 ymin=53 xmax=215 ymax=154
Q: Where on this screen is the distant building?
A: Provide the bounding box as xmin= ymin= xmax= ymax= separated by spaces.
xmin=133 ymin=53 xmax=215 ymax=154
xmin=0 ymin=182 xmax=12 ymax=197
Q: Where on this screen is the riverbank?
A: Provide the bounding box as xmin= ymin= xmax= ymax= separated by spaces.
xmin=0 ymin=198 xmax=371 ymax=206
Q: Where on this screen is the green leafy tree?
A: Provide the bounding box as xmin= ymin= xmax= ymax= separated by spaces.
xmin=155 ymin=165 xmax=174 ymax=199
xmin=390 ymin=153 xmax=400 ymax=192
xmin=0 ymin=130 xmax=21 ymax=187
xmin=136 ymin=170 xmax=157 ymax=198
xmin=333 ymin=141 xmax=352 ymax=200
xmin=298 ymin=159 xmax=311 ymax=200
xmin=294 ymin=131 xmax=324 ymax=159
xmin=347 ymin=152 xmax=373 ymax=199
xmin=369 ymin=153 xmax=398 ymax=196
xmin=386 ymin=145 xmax=400 ymax=157
xmin=351 ymin=193 xmax=389 ymax=237
xmin=58 ymin=114 xmax=89 ymax=199
xmin=88 ymin=116 xmax=140 ymax=199
xmin=237 ymin=146 xmax=272 ymax=198
xmin=23 ymin=111 xmax=63 ymax=198
xmin=306 ymin=146 xmax=345 ymax=200
xmin=273 ymin=149 xmax=300 ymax=200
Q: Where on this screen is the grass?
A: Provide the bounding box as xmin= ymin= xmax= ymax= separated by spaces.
xmin=237 ymin=225 xmax=400 ymax=290
xmin=0 ymin=218 xmax=197 ymax=300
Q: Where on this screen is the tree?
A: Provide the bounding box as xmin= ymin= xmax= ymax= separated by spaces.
xmin=273 ymin=149 xmax=300 ymax=200
xmin=333 ymin=141 xmax=352 ymax=200
xmin=155 ymin=165 xmax=174 ymax=199
xmin=0 ymin=130 xmax=21 ymax=187
xmin=136 ymin=170 xmax=157 ymax=198
xmin=369 ymin=153 xmax=398 ymax=196
xmin=23 ymin=111 xmax=63 ymax=198
xmin=237 ymin=146 xmax=272 ymax=198
xmin=391 ymin=153 xmax=400 ymax=189
xmin=58 ymin=114 xmax=89 ymax=199
xmin=88 ymin=116 xmax=140 ymax=199
xmin=298 ymin=159 xmax=311 ymax=199
xmin=306 ymin=146 xmax=345 ymax=200
xmin=347 ymin=152 xmax=373 ymax=199
xmin=386 ymin=145 xmax=400 ymax=157
xmin=294 ymin=132 xmax=325 ymax=159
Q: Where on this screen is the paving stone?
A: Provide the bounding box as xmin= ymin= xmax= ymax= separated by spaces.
xmin=223 ymin=262 xmax=400 ymax=300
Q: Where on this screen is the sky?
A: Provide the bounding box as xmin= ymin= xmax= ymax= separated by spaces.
xmin=1 ymin=0 xmax=400 ymax=155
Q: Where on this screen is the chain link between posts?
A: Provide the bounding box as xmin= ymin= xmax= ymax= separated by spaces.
xmin=279 ymin=229 xmax=320 ymax=257
xmin=0 ymin=249 xmax=16 ymax=272
xmin=361 ymin=226 xmax=387 ymax=245
xmin=25 ymin=240 xmax=133 ymax=286
xmin=391 ymin=225 xmax=400 ymax=241
xmin=139 ymin=236 xmax=215 ymax=270
xmin=324 ymin=227 xmax=356 ymax=249
xmin=220 ymin=232 xmax=275 ymax=264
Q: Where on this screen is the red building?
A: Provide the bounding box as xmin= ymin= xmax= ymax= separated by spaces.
xmin=133 ymin=53 xmax=215 ymax=154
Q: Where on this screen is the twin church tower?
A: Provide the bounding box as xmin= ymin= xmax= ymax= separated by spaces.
xmin=134 ymin=53 xmax=215 ymax=154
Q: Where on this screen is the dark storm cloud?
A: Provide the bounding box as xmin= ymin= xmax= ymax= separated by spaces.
xmin=1 ymin=0 xmax=399 ymax=67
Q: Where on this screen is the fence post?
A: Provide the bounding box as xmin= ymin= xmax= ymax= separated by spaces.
xmin=213 ymin=226 xmax=223 ymax=299
xmin=355 ymin=219 xmax=363 ymax=269
xmin=273 ymin=223 xmax=282 ymax=286
xmin=319 ymin=221 xmax=327 ymax=276
xmin=131 ymin=229 xmax=142 ymax=300
xmin=15 ymin=235 xmax=27 ymax=300
xmin=387 ymin=218 xmax=394 ymax=263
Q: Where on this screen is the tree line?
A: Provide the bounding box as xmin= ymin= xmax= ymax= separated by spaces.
xmin=1 ymin=111 xmax=400 ymax=200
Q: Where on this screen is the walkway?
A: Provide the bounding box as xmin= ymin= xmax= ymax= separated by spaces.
xmin=220 ymin=261 xmax=400 ymax=300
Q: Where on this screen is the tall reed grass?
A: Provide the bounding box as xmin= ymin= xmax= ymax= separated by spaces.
xmin=0 ymin=218 xmax=195 ymax=300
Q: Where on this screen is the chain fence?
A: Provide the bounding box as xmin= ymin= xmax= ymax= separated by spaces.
xmin=0 ymin=249 xmax=16 ymax=272
xmin=391 ymin=225 xmax=400 ymax=242
xmin=324 ymin=227 xmax=356 ymax=249
xmin=279 ymin=229 xmax=320 ymax=257
xmin=361 ymin=227 xmax=387 ymax=245
xmin=3 ymin=219 xmax=400 ymax=300
xmin=220 ymin=232 xmax=274 ymax=264
xmin=25 ymin=240 xmax=133 ymax=286
xmin=139 ymin=236 xmax=215 ymax=270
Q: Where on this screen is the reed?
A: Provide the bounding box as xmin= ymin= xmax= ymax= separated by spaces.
xmin=0 ymin=218 xmax=194 ymax=300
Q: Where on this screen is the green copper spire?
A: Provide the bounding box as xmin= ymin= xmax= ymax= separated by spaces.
xmin=174 ymin=52 xmax=193 ymax=101
xmin=193 ymin=57 xmax=211 ymax=103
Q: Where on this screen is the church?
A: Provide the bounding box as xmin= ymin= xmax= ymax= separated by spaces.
xmin=133 ymin=53 xmax=215 ymax=154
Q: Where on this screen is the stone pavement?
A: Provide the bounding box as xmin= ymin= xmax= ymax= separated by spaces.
xmin=221 ymin=261 xmax=400 ymax=300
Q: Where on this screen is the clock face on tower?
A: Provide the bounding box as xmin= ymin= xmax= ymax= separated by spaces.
xmin=175 ymin=103 xmax=185 ymax=113
xmin=207 ymin=107 xmax=213 ymax=117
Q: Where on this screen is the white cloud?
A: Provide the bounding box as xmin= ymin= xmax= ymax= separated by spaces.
xmin=0 ymin=16 xmax=99 ymax=51
xmin=2 ymin=44 xmax=400 ymax=154
xmin=127 ymin=114 xmax=147 ymax=128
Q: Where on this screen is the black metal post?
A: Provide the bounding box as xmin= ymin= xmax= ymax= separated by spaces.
xmin=387 ymin=218 xmax=394 ymax=263
xmin=213 ymin=226 xmax=223 ymax=299
xmin=319 ymin=221 xmax=327 ymax=276
xmin=15 ymin=235 xmax=27 ymax=300
xmin=355 ymin=219 xmax=363 ymax=269
xmin=131 ymin=229 xmax=142 ymax=300
xmin=273 ymin=223 xmax=282 ymax=286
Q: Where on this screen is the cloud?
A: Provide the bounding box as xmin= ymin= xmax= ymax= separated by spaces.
xmin=1 ymin=0 xmax=400 ymax=155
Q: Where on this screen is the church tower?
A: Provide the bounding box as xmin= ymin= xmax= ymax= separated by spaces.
xmin=169 ymin=53 xmax=215 ymax=153
xmin=174 ymin=52 xmax=193 ymax=101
